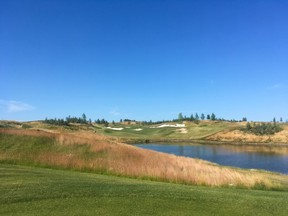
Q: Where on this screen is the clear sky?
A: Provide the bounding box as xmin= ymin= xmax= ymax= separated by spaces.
xmin=1 ymin=0 xmax=287 ymax=122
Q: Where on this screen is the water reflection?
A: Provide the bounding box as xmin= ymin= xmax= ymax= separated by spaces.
xmin=135 ymin=143 xmax=288 ymax=174
xmin=221 ymin=145 xmax=288 ymax=155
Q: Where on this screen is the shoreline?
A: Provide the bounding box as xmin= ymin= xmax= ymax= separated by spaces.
xmin=124 ymin=138 xmax=288 ymax=147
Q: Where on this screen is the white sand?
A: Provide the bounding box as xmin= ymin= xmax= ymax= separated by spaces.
xmin=151 ymin=123 xmax=185 ymax=128
xmin=177 ymin=128 xmax=188 ymax=134
xmin=134 ymin=128 xmax=143 ymax=131
xmin=106 ymin=127 xmax=124 ymax=131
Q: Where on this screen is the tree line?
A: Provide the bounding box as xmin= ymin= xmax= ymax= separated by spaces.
xmin=43 ymin=113 xmax=286 ymax=127
xmin=176 ymin=112 xmax=247 ymax=123
xmin=44 ymin=114 xmax=108 ymax=126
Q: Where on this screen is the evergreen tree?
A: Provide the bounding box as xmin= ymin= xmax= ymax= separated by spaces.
xmin=178 ymin=113 xmax=183 ymax=122
xmin=211 ymin=113 xmax=216 ymax=121
xmin=246 ymin=122 xmax=252 ymax=130
xmin=206 ymin=114 xmax=211 ymax=120
xmin=195 ymin=113 xmax=199 ymax=120
xmin=273 ymin=117 xmax=276 ymax=126
xmin=82 ymin=113 xmax=87 ymax=123
xmin=190 ymin=114 xmax=195 ymax=121
xmin=201 ymin=113 xmax=205 ymax=120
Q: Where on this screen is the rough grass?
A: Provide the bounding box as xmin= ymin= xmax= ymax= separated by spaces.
xmin=1 ymin=128 xmax=287 ymax=189
xmin=1 ymin=164 xmax=288 ymax=216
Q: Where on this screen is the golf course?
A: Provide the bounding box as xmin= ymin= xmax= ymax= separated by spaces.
xmin=2 ymin=0 xmax=288 ymax=214
xmin=1 ymin=120 xmax=288 ymax=215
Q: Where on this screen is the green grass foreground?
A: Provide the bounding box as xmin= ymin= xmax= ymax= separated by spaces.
xmin=1 ymin=164 xmax=288 ymax=216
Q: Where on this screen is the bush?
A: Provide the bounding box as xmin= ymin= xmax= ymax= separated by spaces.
xmin=241 ymin=122 xmax=283 ymax=135
xmin=21 ymin=124 xmax=32 ymax=129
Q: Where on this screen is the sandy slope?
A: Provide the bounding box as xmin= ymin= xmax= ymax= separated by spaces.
xmin=206 ymin=125 xmax=288 ymax=144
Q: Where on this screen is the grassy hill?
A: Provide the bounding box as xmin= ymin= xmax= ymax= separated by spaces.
xmin=1 ymin=127 xmax=288 ymax=189
xmin=93 ymin=121 xmax=288 ymax=144
xmin=2 ymin=120 xmax=287 ymax=144
xmin=206 ymin=123 xmax=288 ymax=144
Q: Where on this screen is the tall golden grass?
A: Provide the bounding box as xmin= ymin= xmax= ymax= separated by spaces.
xmin=0 ymin=128 xmax=281 ymax=188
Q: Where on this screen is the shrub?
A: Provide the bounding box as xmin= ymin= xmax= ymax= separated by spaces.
xmin=241 ymin=122 xmax=283 ymax=135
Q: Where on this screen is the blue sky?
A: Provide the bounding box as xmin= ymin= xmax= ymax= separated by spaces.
xmin=1 ymin=0 xmax=287 ymax=122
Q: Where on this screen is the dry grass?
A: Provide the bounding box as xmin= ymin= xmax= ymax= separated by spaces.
xmin=97 ymin=140 xmax=264 ymax=187
xmin=0 ymin=128 xmax=285 ymax=189
xmin=206 ymin=125 xmax=288 ymax=144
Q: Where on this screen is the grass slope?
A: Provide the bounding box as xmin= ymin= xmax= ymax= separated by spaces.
xmin=2 ymin=129 xmax=288 ymax=189
xmin=1 ymin=164 xmax=288 ymax=216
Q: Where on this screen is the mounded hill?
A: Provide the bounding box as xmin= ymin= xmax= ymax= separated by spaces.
xmin=206 ymin=124 xmax=288 ymax=144
xmin=2 ymin=120 xmax=287 ymax=144
xmin=91 ymin=120 xmax=288 ymax=144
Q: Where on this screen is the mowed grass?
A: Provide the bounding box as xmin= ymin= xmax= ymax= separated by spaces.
xmin=1 ymin=164 xmax=288 ymax=216
xmin=102 ymin=126 xmax=176 ymax=140
xmin=99 ymin=121 xmax=240 ymax=141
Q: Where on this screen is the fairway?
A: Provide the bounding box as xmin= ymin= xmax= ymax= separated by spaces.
xmin=98 ymin=121 xmax=240 ymax=142
xmin=1 ymin=164 xmax=288 ymax=216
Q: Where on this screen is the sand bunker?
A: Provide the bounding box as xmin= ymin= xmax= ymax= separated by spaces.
xmin=151 ymin=123 xmax=185 ymax=128
xmin=106 ymin=127 xmax=124 ymax=131
xmin=177 ymin=128 xmax=188 ymax=134
xmin=134 ymin=128 xmax=143 ymax=131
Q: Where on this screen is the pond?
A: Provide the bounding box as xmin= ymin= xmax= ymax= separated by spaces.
xmin=135 ymin=143 xmax=288 ymax=174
